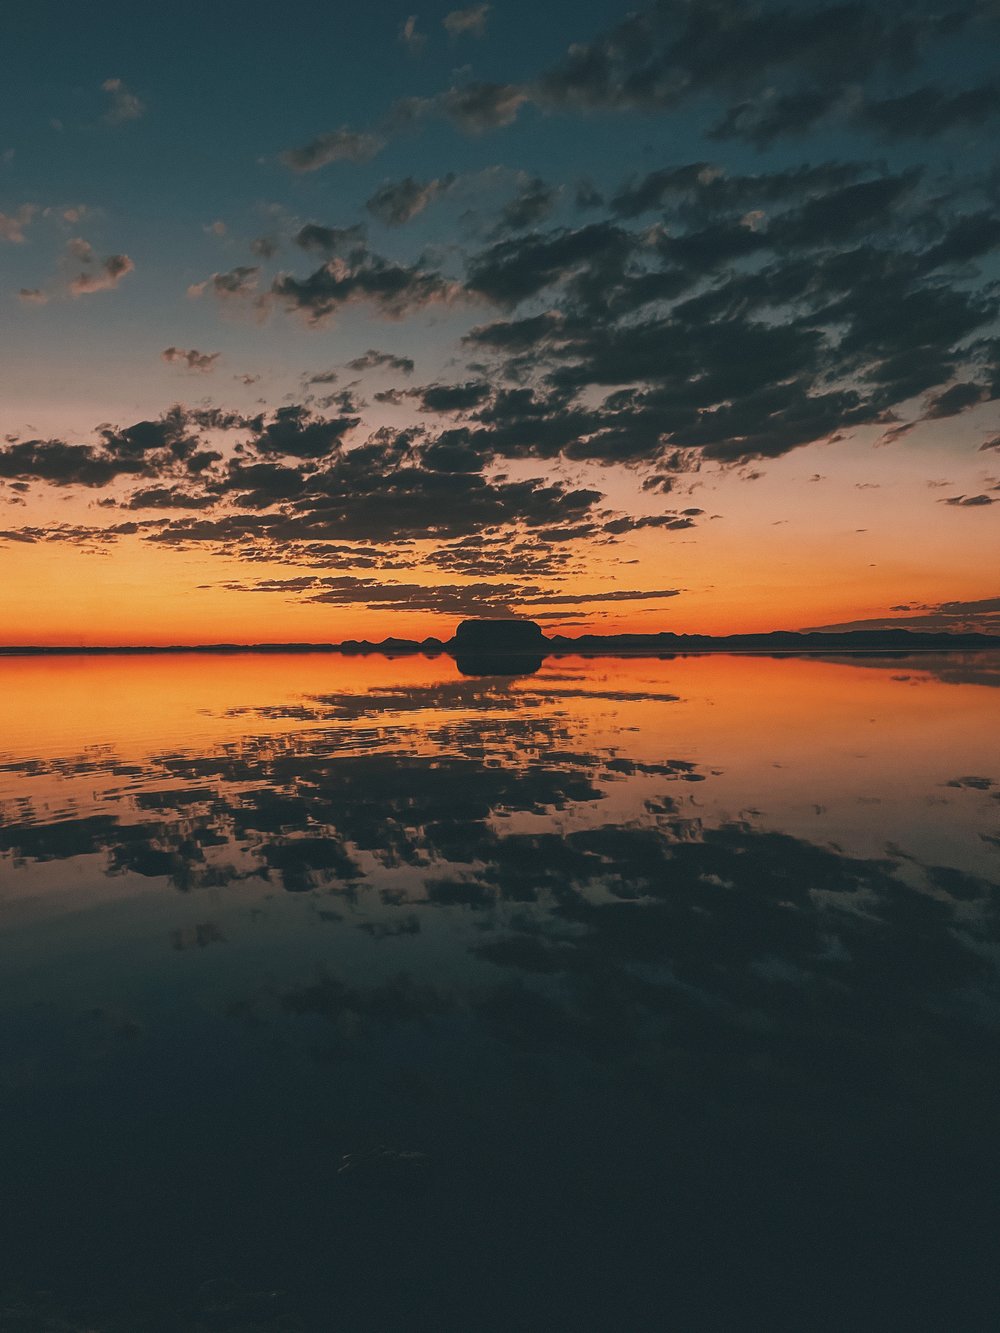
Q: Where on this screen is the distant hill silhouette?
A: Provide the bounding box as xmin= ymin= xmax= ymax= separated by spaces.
xmin=1 ymin=620 xmax=998 ymax=658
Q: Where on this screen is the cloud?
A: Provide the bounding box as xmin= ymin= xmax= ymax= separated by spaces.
xmin=942 ymin=493 xmax=997 ymax=507
xmin=252 ymin=405 xmax=361 ymax=458
xmin=494 ymin=177 xmax=559 ymax=234
xmin=709 ymin=88 xmax=842 ymax=147
xmin=859 ymin=81 xmax=1000 ymax=139
xmin=216 ymin=573 xmax=678 ymax=617
xmin=294 ymin=223 xmax=367 ymax=253
xmin=346 ymin=349 xmax=416 ymax=374
xmin=443 ymin=3 xmax=491 ymax=37
xmin=124 ymin=486 xmax=219 ymax=510
xmin=162 ymin=347 xmax=221 ymax=373
xmin=0 ymin=205 xmax=37 ymax=243
xmin=102 ymin=77 xmax=145 ymax=125
xmin=466 ymin=221 xmax=631 ymax=304
xmin=270 ymin=246 xmax=462 ymax=323
xmin=414 ymin=381 xmax=492 ymax=412
xmin=279 ymin=127 xmax=385 ymax=172
xmin=398 ymin=14 xmax=427 ymax=55
xmin=535 ymin=2 xmax=963 ymax=123
xmin=266 ymin=0 xmax=1000 ymax=189
xmin=0 ymin=439 xmax=147 ymax=487
xmin=390 ymin=82 xmax=530 ymax=134
xmin=807 ymin=596 xmax=1000 ymax=634
xmin=366 ymin=175 xmax=455 ymax=226
xmin=67 ymin=252 xmax=134 ymax=297
xmin=188 ymin=265 xmax=260 ymax=299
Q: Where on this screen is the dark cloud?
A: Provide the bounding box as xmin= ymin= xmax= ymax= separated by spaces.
xmin=294 ymin=223 xmax=367 ymax=254
xmin=253 ymin=405 xmax=360 ymax=458
xmin=494 ymin=177 xmax=559 ymax=234
xmin=366 ymin=176 xmax=455 ymax=226
xmin=0 ymin=439 xmax=147 ymax=487
xmin=463 ymin=311 xmax=564 ymax=351
xmin=271 ymin=246 xmax=461 ymax=322
xmin=859 ymin=80 xmax=1000 ymax=138
xmin=574 ymin=180 xmax=604 ymax=210
xmin=808 ymin=595 xmax=1000 ymax=633
xmin=466 ymin=222 xmax=632 ymax=304
xmin=346 ymin=349 xmax=416 ymax=375
xmin=190 ymin=265 xmax=259 ymax=299
xmin=162 ymin=347 xmax=220 ymax=373
xmin=709 ymin=87 xmax=841 ymax=146
xmin=443 ymin=151 xmax=999 ymax=468
xmin=533 ymin=1 xmax=972 ymax=132
xmin=214 ymin=573 xmax=680 ymax=617
xmin=923 ymin=382 xmax=990 ymax=419
xmin=124 ymin=487 xmax=219 ymax=511
xmin=414 ymin=381 xmax=492 ymax=413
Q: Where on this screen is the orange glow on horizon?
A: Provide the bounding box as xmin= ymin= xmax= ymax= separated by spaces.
xmin=1 ymin=428 xmax=996 ymax=646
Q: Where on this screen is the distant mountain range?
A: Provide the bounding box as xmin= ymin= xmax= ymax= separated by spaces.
xmin=1 ymin=621 xmax=998 ymax=656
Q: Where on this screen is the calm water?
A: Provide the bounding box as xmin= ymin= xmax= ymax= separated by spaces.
xmin=1 ymin=652 xmax=999 ymax=1331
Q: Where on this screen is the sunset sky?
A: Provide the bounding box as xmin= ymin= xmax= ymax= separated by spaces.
xmin=2 ymin=0 xmax=998 ymax=645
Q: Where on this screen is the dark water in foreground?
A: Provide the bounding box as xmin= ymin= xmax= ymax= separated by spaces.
xmin=1 ymin=652 xmax=999 ymax=1331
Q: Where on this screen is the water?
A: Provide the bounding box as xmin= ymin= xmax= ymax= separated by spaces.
xmin=1 ymin=651 xmax=998 ymax=1331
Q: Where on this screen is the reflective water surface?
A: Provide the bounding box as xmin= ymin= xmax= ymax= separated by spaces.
xmin=1 ymin=652 xmax=999 ymax=1331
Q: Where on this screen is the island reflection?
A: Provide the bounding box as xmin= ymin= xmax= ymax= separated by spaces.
xmin=1 ymin=652 xmax=998 ymax=1331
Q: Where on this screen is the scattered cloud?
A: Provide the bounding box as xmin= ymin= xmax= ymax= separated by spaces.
xmin=398 ymin=14 xmax=427 ymax=55
xmin=68 ymin=252 xmax=134 ymax=296
xmin=942 ymin=493 xmax=997 ymax=507
xmin=346 ymin=349 xmax=416 ymax=374
xmin=0 ymin=205 xmax=37 ymax=243
xmin=188 ymin=265 xmax=260 ymax=300
xmin=270 ymin=246 xmax=463 ymax=323
xmin=366 ymin=175 xmax=455 ymax=226
xmin=162 ymin=347 xmax=221 ymax=373
xmin=443 ymin=4 xmax=491 ymax=38
xmin=102 ymin=77 xmax=145 ymax=125
xmin=280 ymin=127 xmax=385 ymax=172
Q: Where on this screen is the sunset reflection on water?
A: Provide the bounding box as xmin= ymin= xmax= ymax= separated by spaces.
xmin=1 ymin=651 xmax=998 ymax=1331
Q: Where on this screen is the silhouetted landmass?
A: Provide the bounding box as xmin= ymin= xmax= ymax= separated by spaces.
xmin=451 ymin=619 xmax=547 ymax=675
xmin=544 ymin=627 xmax=1000 ymax=654
xmin=453 ymin=619 xmax=546 ymax=652
xmin=0 ymin=623 xmax=998 ymax=657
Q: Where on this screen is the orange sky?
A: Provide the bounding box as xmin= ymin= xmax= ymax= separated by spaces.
xmin=1 ymin=421 xmax=996 ymax=644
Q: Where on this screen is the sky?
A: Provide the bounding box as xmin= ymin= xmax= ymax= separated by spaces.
xmin=1 ymin=0 xmax=998 ymax=645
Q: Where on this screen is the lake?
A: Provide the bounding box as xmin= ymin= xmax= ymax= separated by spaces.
xmin=1 ymin=651 xmax=998 ymax=1331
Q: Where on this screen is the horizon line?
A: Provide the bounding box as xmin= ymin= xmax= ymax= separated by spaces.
xmin=0 ymin=626 xmax=998 ymax=657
